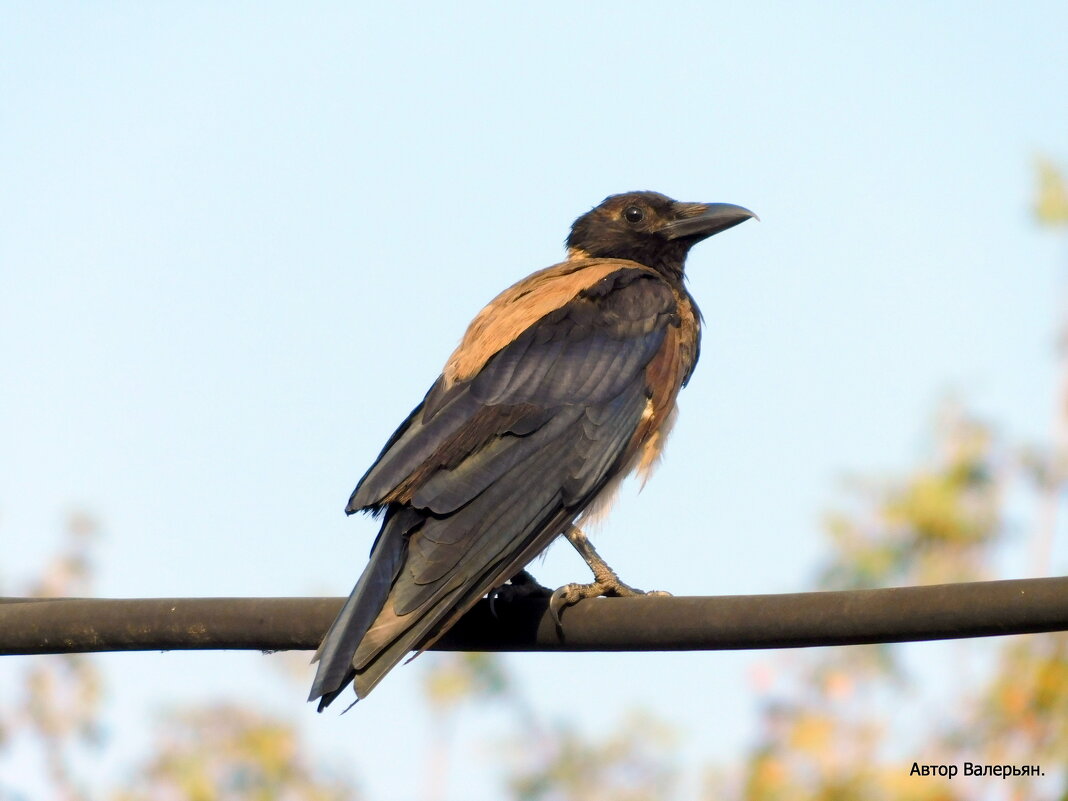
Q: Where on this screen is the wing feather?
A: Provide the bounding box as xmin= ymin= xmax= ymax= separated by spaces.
xmin=312 ymin=263 xmax=689 ymax=705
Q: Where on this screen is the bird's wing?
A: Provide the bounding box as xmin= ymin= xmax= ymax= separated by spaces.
xmin=347 ymin=258 xmax=656 ymax=513
xmin=312 ymin=260 xmax=693 ymax=705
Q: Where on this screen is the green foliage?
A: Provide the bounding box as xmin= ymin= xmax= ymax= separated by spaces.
xmin=0 ymin=516 xmax=360 ymax=801
xmin=705 ymin=400 xmax=1068 ymax=801
xmin=424 ymin=652 xmax=512 ymax=711
xmin=418 ymin=651 xmax=680 ymax=800
xmin=506 ymin=712 xmax=678 ymax=801
xmin=955 ymin=634 xmax=1068 ymax=770
xmin=820 ymin=405 xmax=1000 ymax=591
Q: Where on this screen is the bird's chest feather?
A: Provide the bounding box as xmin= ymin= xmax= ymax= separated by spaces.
xmin=577 ymin=292 xmax=698 ymax=526
xmin=631 ymin=290 xmax=700 ymax=483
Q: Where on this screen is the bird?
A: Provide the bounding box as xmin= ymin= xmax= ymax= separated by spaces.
xmin=309 ymin=190 xmax=755 ymax=710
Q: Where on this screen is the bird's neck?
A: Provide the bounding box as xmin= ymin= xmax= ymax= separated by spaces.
xmin=566 ymin=247 xmax=690 ymax=287
xmin=649 ymin=255 xmax=687 ymax=285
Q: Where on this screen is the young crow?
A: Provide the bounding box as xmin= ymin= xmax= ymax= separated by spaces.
xmin=310 ymin=191 xmax=755 ymax=709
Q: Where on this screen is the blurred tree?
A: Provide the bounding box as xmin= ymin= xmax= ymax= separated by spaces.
xmin=504 ymin=711 xmax=679 ymax=801
xmin=699 ymin=159 xmax=1068 ymax=801
xmin=418 ymin=651 xmax=679 ymax=801
xmin=1035 ymin=158 xmax=1068 ymax=227
xmin=702 ymin=403 xmax=1066 ymax=799
xmin=110 ymin=705 xmax=359 ymax=801
xmin=0 ymin=512 xmax=104 ymax=801
xmin=421 ymin=652 xmax=515 ymax=801
xmin=0 ymin=516 xmax=360 ymax=801
xmin=820 ymin=403 xmax=1001 ymax=592
xmin=704 ymin=407 xmax=998 ymax=801
xmin=1031 ymin=156 xmax=1068 ymax=579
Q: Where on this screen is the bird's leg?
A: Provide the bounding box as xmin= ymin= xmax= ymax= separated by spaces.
xmin=488 ymin=569 xmax=553 ymax=618
xmin=563 ymin=526 xmax=642 ymax=593
xmin=550 ymin=525 xmax=671 ymax=625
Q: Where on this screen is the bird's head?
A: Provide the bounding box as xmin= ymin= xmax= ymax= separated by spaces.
xmin=566 ymin=191 xmax=756 ymax=279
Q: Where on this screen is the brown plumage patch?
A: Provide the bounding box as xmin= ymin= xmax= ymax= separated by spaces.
xmin=632 ymin=290 xmax=700 ymax=482
xmin=443 ymin=258 xmax=658 ymax=387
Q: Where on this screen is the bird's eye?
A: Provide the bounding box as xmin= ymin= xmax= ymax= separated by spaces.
xmin=624 ymin=206 xmax=644 ymax=223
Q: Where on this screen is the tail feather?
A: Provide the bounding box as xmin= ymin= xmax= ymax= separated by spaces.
xmin=348 ymin=503 xmax=580 ymax=699
xmin=308 ymin=507 xmax=417 ymax=710
xmin=326 ymin=386 xmax=645 ymax=702
xmin=347 ymin=473 xmax=575 ymax=697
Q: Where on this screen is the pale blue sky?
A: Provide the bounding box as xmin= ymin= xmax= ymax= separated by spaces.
xmin=2 ymin=2 xmax=1067 ymax=798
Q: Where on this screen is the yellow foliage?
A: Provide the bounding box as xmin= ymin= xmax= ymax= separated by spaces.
xmin=1034 ymin=157 xmax=1068 ymax=227
xmin=820 ymin=406 xmax=999 ymax=590
xmin=789 ymin=712 xmax=834 ymax=754
xmin=112 ymin=705 xmax=359 ymax=801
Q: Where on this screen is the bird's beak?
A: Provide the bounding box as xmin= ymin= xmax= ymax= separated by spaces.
xmin=663 ymin=202 xmax=758 ymax=240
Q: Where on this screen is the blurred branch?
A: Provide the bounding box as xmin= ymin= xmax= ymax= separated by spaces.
xmin=1 ymin=577 xmax=1066 ymax=656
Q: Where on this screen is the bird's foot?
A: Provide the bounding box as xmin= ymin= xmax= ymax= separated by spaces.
xmin=548 ymin=576 xmax=672 ymax=627
xmin=549 ymin=529 xmax=673 ymax=627
xmin=488 ymin=569 xmax=553 ymax=618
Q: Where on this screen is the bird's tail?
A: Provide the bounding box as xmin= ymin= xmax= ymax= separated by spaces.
xmin=308 ymin=506 xmax=417 ymax=711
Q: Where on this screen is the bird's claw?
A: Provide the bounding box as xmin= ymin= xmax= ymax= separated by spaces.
xmin=548 ymin=578 xmax=672 ymax=627
xmin=548 ymin=525 xmax=673 ymax=626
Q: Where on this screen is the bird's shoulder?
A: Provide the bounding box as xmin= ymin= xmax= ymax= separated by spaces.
xmin=347 ymin=259 xmax=685 ymax=514
xmin=443 ymin=258 xmax=677 ymax=387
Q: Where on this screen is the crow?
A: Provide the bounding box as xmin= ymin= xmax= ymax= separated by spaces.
xmin=310 ymin=191 xmax=755 ymax=709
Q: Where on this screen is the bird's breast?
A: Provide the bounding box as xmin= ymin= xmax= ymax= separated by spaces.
xmin=631 ymin=289 xmax=700 ymax=483
xmin=580 ymin=288 xmax=699 ymax=530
